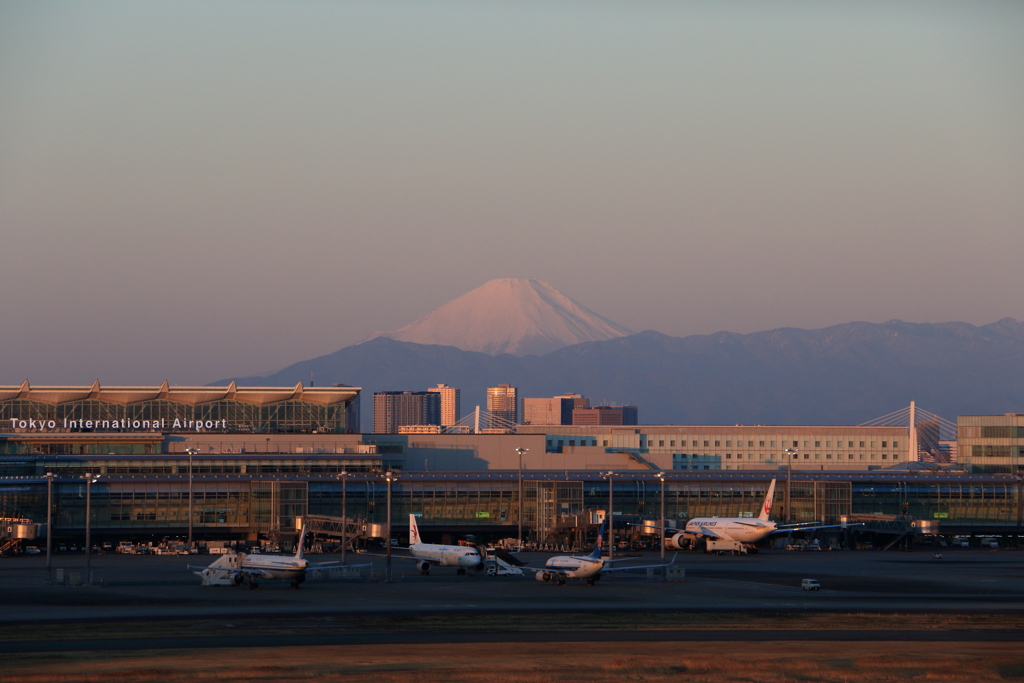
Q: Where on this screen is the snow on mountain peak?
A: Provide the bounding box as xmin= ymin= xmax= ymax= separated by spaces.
xmin=370 ymin=278 xmax=634 ymax=356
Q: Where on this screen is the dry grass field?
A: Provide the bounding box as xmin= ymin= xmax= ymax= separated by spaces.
xmin=3 ymin=641 xmax=1024 ymax=683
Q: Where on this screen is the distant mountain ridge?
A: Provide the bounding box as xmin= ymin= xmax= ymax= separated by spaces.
xmin=365 ymin=278 xmax=634 ymax=356
xmin=220 ymin=317 xmax=1024 ymax=431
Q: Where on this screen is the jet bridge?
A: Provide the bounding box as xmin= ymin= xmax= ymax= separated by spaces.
xmin=297 ymin=515 xmax=370 ymax=550
xmin=841 ymin=514 xmax=938 ymax=551
xmin=1 ymin=517 xmax=38 ymax=556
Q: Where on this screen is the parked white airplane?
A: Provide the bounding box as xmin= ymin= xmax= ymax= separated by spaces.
xmin=658 ymin=479 xmax=854 ymax=548
xmin=189 ymin=526 xmax=340 ymax=589
xmin=384 ymin=514 xmax=485 ymax=575
xmin=527 ymin=520 xmax=677 ymax=586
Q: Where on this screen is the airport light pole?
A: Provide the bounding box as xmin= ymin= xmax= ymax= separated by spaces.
xmin=783 ymin=448 xmax=796 ymax=525
xmin=656 ymin=472 xmax=666 ymax=571
xmin=384 ymin=469 xmax=396 ymax=582
xmin=44 ymin=472 xmax=56 ymax=581
xmin=185 ymin=448 xmax=199 ymax=549
xmin=604 ymin=471 xmax=614 ymax=563
xmin=84 ymin=473 xmax=100 ymax=584
xmin=336 ymin=470 xmax=349 ymax=565
xmin=516 ymin=447 xmax=529 ymax=550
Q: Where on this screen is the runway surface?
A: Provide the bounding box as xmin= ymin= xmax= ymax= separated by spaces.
xmin=3 ymin=546 xmax=1024 ymax=652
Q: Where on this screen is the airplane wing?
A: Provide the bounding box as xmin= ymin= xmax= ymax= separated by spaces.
xmin=305 ymin=563 xmax=370 ymax=573
xmin=359 ymin=552 xmax=423 ymax=562
xmin=696 ymin=525 xmax=731 ymax=540
xmin=601 ymin=553 xmax=678 ymax=573
xmin=187 ymin=565 xmax=271 ymax=578
xmin=770 ymin=523 xmax=862 ymax=536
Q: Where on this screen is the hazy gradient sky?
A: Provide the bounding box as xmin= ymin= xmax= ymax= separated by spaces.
xmin=2 ymin=1 xmax=1022 ymax=385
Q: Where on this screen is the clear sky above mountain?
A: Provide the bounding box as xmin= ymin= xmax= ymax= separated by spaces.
xmin=1 ymin=2 xmax=1022 ymax=385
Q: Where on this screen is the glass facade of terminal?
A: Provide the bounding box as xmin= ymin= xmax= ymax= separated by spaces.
xmin=0 ymin=398 xmax=351 ymax=435
xmin=3 ymin=462 xmax=1022 ymax=543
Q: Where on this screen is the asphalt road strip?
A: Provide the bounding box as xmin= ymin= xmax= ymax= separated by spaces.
xmin=4 ymin=628 xmax=1024 ymax=654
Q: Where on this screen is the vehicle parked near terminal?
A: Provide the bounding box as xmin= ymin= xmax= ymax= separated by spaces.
xmin=707 ymin=539 xmax=748 ymax=555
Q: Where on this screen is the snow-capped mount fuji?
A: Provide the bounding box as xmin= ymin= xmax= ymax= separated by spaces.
xmin=368 ymin=279 xmax=634 ymax=356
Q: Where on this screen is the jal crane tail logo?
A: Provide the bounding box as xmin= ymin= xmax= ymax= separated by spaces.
xmin=763 ymin=496 xmax=772 ymax=516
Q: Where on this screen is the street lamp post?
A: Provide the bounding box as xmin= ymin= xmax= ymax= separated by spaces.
xmin=384 ymin=470 xmax=396 ymax=582
xmin=656 ymin=472 xmax=666 ymax=573
xmin=337 ymin=470 xmax=349 ymax=565
xmin=605 ymin=471 xmax=614 ymax=563
xmin=515 ymin=447 xmax=529 ymax=550
xmin=185 ymin=448 xmax=199 ymax=549
xmin=783 ymin=448 xmax=796 ymax=525
xmin=44 ymin=472 xmax=56 ymax=581
xmin=84 ymin=473 xmax=100 ymax=585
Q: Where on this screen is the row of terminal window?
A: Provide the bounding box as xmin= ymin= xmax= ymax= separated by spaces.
xmin=677 ymin=453 xmax=898 ymax=460
xmin=649 ymin=439 xmax=896 ymax=448
xmin=546 ymin=438 xmax=899 ymax=450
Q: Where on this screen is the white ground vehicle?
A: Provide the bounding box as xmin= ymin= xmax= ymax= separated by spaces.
xmin=801 ymin=578 xmax=821 ymax=591
xmin=706 ymin=539 xmax=748 ymax=555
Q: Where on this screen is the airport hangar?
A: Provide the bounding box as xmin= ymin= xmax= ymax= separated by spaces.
xmin=0 ymin=382 xmax=1022 ymax=548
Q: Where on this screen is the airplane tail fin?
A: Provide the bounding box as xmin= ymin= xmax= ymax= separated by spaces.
xmin=588 ymin=518 xmax=607 ymax=560
xmin=758 ymin=479 xmax=777 ymax=522
xmin=295 ymin=525 xmax=307 ymax=560
xmin=409 ymin=514 xmax=421 ymax=546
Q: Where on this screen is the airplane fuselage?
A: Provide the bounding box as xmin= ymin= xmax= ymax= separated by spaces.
xmin=542 ymin=555 xmax=604 ymax=580
xmin=681 ymin=518 xmax=779 ymax=544
xmin=410 ymin=543 xmax=481 ymax=569
xmin=241 ymin=554 xmax=310 ymax=581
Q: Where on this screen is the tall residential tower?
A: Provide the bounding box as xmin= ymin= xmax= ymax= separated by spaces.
xmin=427 ymin=384 xmax=461 ymax=427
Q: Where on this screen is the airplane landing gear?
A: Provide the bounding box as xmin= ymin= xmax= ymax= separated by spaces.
xmin=290 ymin=579 xmax=300 ymax=589
xmin=457 ymin=568 xmax=465 ymax=575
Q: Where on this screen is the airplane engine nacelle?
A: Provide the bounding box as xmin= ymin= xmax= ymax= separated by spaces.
xmin=417 ymin=560 xmax=431 ymax=573
xmin=536 ymin=571 xmax=551 ymax=582
xmin=232 ymin=573 xmax=245 ymax=586
xmin=666 ymin=533 xmax=690 ymax=550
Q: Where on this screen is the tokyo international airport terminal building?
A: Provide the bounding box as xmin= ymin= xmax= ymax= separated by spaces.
xmin=2 ymin=382 xmax=1024 ymax=548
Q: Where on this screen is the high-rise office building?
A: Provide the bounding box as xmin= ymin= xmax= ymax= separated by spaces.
xmin=427 ymin=384 xmax=461 ymax=427
xmin=571 ymin=405 xmax=639 ymax=426
xmin=522 ymin=393 xmax=590 ymax=425
xmin=486 ymin=384 xmax=518 ymax=425
xmin=373 ymin=391 xmax=441 ymax=434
